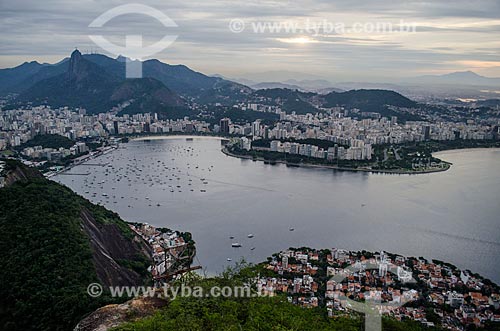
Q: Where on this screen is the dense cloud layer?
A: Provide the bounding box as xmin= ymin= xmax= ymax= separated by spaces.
xmin=1 ymin=0 xmax=499 ymax=81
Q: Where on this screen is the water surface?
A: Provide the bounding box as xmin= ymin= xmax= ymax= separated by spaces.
xmin=54 ymin=137 xmax=500 ymax=283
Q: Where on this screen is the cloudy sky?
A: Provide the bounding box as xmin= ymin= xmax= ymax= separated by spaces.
xmin=1 ymin=0 xmax=500 ymax=81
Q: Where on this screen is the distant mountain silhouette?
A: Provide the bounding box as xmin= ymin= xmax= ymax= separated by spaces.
xmin=323 ymin=89 xmax=416 ymax=108
xmin=250 ymin=80 xmax=342 ymax=93
xmin=411 ymin=71 xmax=500 ymax=86
xmin=0 ymin=61 xmax=47 ymax=93
xmin=0 ymin=51 xmax=251 ymax=106
xmin=16 ymin=50 xmax=185 ymax=116
xmin=322 ymin=89 xmax=420 ymax=120
xmin=253 ymin=88 xmax=319 ymax=114
xmin=1 ymin=50 xmax=427 ymax=121
xmin=251 ymin=82 xmax=305 ymax=91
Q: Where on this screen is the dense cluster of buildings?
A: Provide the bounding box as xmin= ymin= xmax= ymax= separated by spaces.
xmin=21 ymin=142 xmax=89 ymax=161
xmin=0 ymin=106 xmax=212 ymax=150
xmin=224 ymin=113 xmax=498 ymax=160
xmin=258 ymin=248 xmax=500 ymax=330
xmin=1 ymin=102 xmax=498 ymax=155
xmin=268 ymin=139 xmax=372 ymax=160
xmin=228 ymin=102 xmax=499 ymax=143
xmin=129 ymin=223 xmax=189 ymax=280
xmin=219 ymin=103 xmax=499 ymax=161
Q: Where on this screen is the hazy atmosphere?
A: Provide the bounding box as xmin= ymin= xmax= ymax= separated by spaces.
xmin=2 ymin=0 xmax=500 ymax=81
xmin=1 ymin=1 xmax=500 ymax=330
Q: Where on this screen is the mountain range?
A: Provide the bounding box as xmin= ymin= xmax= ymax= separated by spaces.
xmin=16 ymin=50 xmax=180 ymax=114
xmin=0 ymin=50 xmax=251 ymax=115
xmin=229 ymin=70 xmax=500 ymax=91
xmin=409 ymin=71 xmax=500 ymax=87
xmin=248 ymin=80 xmax=344 ymax=94
xmin=0 ymin=50 xmax=430 ymax=120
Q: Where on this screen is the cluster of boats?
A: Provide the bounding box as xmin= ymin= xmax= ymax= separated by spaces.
xmin=59 ymin=143 xmax=215 ymax=208
xmin=230 ymin=233 xmax=255 ymax=248
xmin=56 ymin=140 xmax=300 ymax=265
xmin=227 ymin=235 xmax=256 ymax=261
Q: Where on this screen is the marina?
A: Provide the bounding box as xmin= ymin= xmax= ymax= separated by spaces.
xmin=53 ymin=137 xmax=500 ymax=283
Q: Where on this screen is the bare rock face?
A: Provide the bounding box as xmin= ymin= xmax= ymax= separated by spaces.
xmin=80 ymin=207 xmax=151 ymax=287
xmin=74 ymin=296 xmax=168 ymax=331
xmin=3 ymin=162 xmax=43 ymax=186
xmin=68 ymin=49 xmax=85 ymax=81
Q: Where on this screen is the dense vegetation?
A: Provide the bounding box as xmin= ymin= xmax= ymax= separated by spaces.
xmin=323 ymin=89 xmax=421 ymax=121
xmin=254 ymin=88 xmax=320 ymax=114
xmin=372 ymin=140 xmax=500 ymax=171
xmin=16 ymin=133 xmax=75 ymax=150
xmin=2 ymin=50 xmax=249 ymax=110
xmin=113 ymin=264 xmax=434 ymax=331
xmin=410 ymin=139 xmax=500 ymax=152
xmin=323 ymin=89 xmax=416 ymax=110
xmin=0 ymin=168 xmax=147 ymax=331
xmin=113 ymin=77 xmax=186 ymax=118
xmin=16 ymin=50 xmax=187 ymax=115
xmin=210 ymin=106 xmax=279 ymax=125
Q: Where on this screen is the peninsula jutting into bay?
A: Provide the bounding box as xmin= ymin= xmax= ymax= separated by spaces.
xmin=1 ymin=10 xmax=500 ymax=328
xmin=48 ymin=137 xmax=500 ymax=286
xmin=2 ymin=158 xmax=499 ymax=331
xmin=1 ymin=48 xmax=500 ymax=331
xmin=223 ymin=138 xmax=500 ymax=174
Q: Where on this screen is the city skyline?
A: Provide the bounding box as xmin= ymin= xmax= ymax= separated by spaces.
xmin=2 ymin=2 xmax=500 ymax=330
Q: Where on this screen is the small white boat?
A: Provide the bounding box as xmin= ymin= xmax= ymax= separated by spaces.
xmin=231 ymin=243 xmax=242 ymax=248
xmin=247 ymin=234 xmax=254 ymax=238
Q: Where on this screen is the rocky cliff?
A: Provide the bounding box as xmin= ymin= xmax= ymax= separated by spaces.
xmin=0 ymin=161 xmax=152 ymax=331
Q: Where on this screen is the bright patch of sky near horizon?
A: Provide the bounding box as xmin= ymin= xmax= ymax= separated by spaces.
xmin=1 ymin=0 xmax=499 ymax=81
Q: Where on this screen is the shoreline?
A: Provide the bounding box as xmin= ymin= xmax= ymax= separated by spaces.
xmin=50 ymin=135 xmax=226 ymax=177
xmin=45 ymin=145 xmax=117 ymax=178
xmin=433 ymin=147 xmax=500 ymax=156
xmin=132 ymin=134 xmax=228 ymax=142
xmin=221 ymin=148 xmax=452 ymax=175
xmin=52 ymin=135 xmax=499 ymax=177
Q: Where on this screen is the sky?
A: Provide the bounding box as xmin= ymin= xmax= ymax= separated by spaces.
xmin=1 ymin=0 xmax=500 ymax=82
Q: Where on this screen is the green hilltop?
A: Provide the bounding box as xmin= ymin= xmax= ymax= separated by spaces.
xmin=0 ymin=161 xmax=151 ymax=331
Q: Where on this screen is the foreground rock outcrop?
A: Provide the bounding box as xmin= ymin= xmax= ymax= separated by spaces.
xmin=74 ymin=297 xmax=167 ymax=331
xmin=0 ymin=161 xmax=153 ymax=330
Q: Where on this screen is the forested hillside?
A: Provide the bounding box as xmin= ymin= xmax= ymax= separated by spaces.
xmin=0 ymin=162 xmax=151 ymax=331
